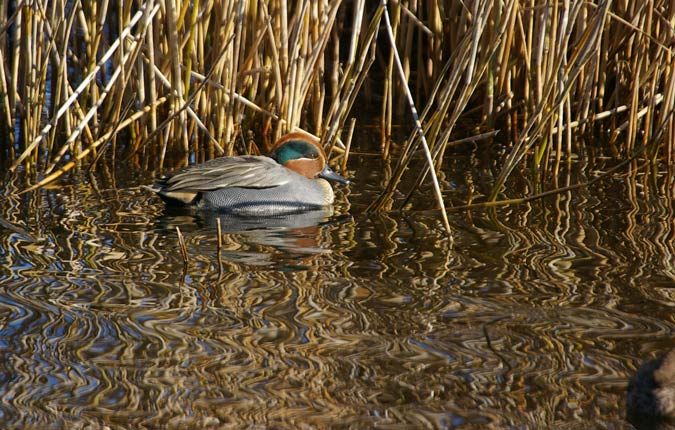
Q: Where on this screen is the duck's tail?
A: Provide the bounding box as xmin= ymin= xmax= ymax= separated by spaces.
xmin=142 ymin=180 xmax=199 ymax=206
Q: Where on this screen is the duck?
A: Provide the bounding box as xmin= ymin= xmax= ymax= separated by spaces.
xmin=148 ymin=132 xmax=350 ymax=215
xmin=627 ymin=349 xmax=675 ymax=424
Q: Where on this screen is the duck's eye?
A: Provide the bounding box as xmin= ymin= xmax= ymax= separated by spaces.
xmin=307 ymin=152 xmax=319 ymax=159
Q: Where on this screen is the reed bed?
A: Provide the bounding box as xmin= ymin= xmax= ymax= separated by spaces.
xmin=1 ymin=1 xmax=675 ymax=230
xmin=2 ymin=0 xmax=374 ymax=175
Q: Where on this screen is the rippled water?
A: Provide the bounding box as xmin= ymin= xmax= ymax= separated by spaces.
xmin=1 ymin=140 xmax=674 ymax=429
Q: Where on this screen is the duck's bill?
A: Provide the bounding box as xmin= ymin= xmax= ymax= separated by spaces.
xmin=320 ymin=165 xmax=350 ymax=184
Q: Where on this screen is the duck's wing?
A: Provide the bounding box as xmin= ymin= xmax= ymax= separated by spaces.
xmin=156 ymin=155 xmax=297 ymax=192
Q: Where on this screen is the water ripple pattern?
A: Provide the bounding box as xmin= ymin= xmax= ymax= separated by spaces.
xmin=0 ymin=155 xmax=674 ymax=429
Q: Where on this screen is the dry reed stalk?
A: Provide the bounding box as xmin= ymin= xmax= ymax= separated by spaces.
xmin=176 ymin=226 xmax=189 ymax=273
xmin=342 ymin=118 xmax=356 ymax=173
xmin=378 ymin=0 xmax=451 ymax=235
xmin=165 ymin=0 xmax=188 ymax=154
xmin=216 ymin=217 xmax=223 ymax=277
xmin=381 ymin=1 xmax=400 ymax=156
xmin=370 ymin=0 xmax=502 ymax=219
xmin=489 ymin=0 xmax=611 ymax=201
xmin=18 ymin=97 xmax=169 ymax=196
xmin=324 ymin=0 xmax=378 ymax=152
xmin=45 ymin=9 xmax=155 ymax=175
xmin=10 ymin=5 xmax=155 ymax=171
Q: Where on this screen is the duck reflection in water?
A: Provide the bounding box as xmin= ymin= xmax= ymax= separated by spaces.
xmin=627 ymin=349 xmax=675 ymax=430
xmin=154 ymin=206 xmax=350 ymax=264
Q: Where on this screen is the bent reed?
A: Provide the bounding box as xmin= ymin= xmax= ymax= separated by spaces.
xmin=1 ymin=1 xmax=673 ymax=225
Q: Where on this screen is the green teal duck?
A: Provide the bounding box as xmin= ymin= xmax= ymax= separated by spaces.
xmin=149 ymin=132 xmax=349 ymax=215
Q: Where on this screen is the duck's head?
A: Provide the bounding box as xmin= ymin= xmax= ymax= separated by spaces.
xmin=269 ymin=132 xmax=350 ymax=184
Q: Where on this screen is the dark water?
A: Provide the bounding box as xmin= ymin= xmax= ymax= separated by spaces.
xmin=0 ymin=139 xmax=674 ymax=429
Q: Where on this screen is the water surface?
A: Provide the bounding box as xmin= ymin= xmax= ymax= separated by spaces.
xmin=0 ymin=139 xmax=673 ymax=429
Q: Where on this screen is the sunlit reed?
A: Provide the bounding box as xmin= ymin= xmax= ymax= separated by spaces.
xmin=1 ymin=1 xmax=374 ymax=172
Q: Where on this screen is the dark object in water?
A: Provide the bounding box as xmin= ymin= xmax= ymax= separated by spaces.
xmin=627 ymin=350 xmax=675 ymax=429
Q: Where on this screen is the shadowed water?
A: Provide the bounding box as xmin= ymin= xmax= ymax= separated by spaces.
xmin=0 ymin=144 xmax=674 ymax=429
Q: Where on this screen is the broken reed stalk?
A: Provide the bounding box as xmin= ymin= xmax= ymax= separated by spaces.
xmin=216 ymin=217 xmax=223 ymax=277
xmin=46 ymin=5 xmax=159 ymax=176
xmin=176 ymin=226 xmax=189 ymax=273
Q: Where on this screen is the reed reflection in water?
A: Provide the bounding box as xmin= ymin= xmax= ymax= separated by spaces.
xmin=0 ymin=153 xmax=675 ymax=429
